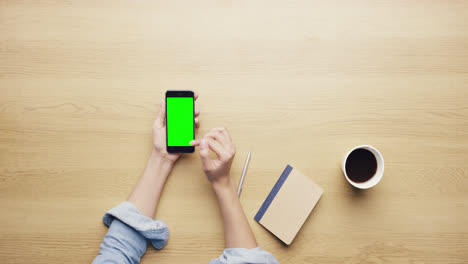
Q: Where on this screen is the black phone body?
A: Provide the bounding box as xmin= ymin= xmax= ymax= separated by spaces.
xmin=165 ymin=90 xmax=195 ymax=153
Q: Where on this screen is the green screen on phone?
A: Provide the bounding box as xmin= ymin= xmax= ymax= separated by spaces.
xmin=166 ymin=97 xmax=194 ymax=146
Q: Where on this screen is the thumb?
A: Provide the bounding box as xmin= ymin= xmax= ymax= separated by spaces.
xmin=154 ymin=99 xmax=166 ymax=128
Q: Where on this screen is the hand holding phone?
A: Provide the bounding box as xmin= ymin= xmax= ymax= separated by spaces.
xmin=152 ymin=91 xmax=199 ymax=162
xmin=166 ymin=90 xmax=196 ymax=153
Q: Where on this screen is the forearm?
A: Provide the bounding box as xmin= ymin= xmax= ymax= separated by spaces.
xmin=93 ymin=218 xmax=147 ymax=264
xmin=212 ymin=177 xmax=257 ymax=249
xmin=128 ymin=150 xmax=173 ymax=218
xmin=94 ymin=151 xmax=172 ymax=263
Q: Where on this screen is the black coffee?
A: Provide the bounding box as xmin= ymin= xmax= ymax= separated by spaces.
xmin=345 ymin=148 xmax=377 ymax=183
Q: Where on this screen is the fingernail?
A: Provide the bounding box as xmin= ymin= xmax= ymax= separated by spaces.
xmin=189 ymin=140 xmax=195 ymax=146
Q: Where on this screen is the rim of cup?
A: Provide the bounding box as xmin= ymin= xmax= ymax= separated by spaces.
xmin=342 ymin=145 xmax=384 ymax=189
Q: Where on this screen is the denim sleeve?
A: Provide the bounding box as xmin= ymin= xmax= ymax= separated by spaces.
xmin=92 ymin=201 xmax=170 ymax=264
xmin=209 ymin=247 xmax=279 ymax=264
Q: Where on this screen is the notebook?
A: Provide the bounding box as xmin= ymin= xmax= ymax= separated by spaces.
xmin=254 ymin=165 xmax=323 ymax=245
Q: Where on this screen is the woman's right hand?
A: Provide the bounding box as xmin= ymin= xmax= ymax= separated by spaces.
xmin=192 ymin=127 xmax=259 ymax=250
xmin=190 ymin=127 xmax=236 ymax=186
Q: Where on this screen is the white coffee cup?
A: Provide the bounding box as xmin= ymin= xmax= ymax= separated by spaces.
xmin=342 ymin=145 xmax=384 ymax=189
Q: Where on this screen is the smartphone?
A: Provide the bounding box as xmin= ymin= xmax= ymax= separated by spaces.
xmin=166 ymin=90 xmax=195 ymax=153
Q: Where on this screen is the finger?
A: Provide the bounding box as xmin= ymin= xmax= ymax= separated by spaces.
xmin=216 ymin=127 xmax=233 ymax=149
xmin=206 ymin=128 xmax=229 ymax=145
xmin=206 ymin=127 xmax=227 ymax=141
xmin=154 ymin=98 xmax=166 ymax=128
xmin=207 ymin=128 xmax=235 ymax=156
xmin=213 ymin=127 xmax=231 ymax=142
xmin=212 ymin=127 xmax=229 ymax=137
xmin=195 ymin=118 xmax=200 ymax=128
xmin=206 ymin=138 xmax=229 ymax=160
xmin=206 ymin=134 xmax=227 ymax=147
xmin=190 ymin=139 xmax=201 ymax=146
xmin=194 ymin=91 xmax=199 ymax=101
xmin=195 ymin=109 xmax=200 ymax=117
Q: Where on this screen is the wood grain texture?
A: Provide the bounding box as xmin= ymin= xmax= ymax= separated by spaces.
xmin=1 ymin=0 xmax=468 ymax=263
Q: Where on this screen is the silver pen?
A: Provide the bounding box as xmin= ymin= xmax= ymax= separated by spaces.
xmin=237 ymin=151 xmax=251 ymax=197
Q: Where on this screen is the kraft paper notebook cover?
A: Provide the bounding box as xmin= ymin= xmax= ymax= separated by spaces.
xmin=254 ymin=165 xmax=323 ymax=245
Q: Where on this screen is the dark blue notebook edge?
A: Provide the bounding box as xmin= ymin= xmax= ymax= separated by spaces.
xmin=254 ymin=164 xmax=293 ymax=222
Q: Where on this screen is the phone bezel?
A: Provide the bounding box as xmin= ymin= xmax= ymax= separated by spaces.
xmin=165 ymin=90 xmax=195 ymax=153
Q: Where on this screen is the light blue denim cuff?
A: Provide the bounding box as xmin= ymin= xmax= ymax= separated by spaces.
xmin=102 ymin=201 xmax=170 ymax=250
xmin=210 ymin=247 xmax=280 ymax=264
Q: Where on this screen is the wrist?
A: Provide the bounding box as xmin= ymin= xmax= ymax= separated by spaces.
xmin=150 ymin=150 xmax=174 ymax=171
xmin=212 ymin=176 xmax=234 ymax=193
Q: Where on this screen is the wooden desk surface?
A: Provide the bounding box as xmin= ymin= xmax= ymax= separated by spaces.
xmin=1 ymin=1 xmax=467 ymax=263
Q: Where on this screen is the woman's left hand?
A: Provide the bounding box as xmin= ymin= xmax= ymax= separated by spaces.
xmin=152 ymin=92 xmax=200 ymax=163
